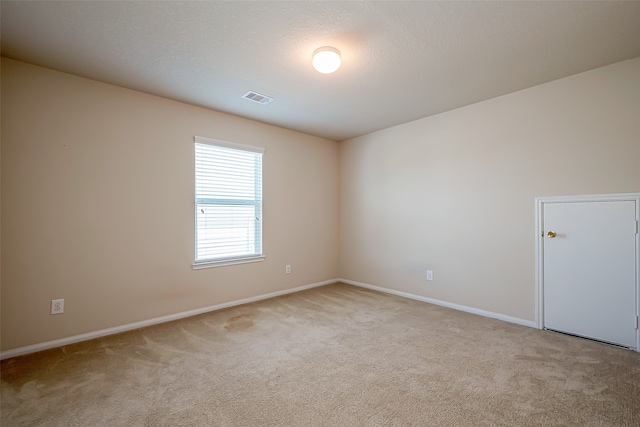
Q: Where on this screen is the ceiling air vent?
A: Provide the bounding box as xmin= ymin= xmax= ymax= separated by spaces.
xmin=242 ymin=91 xmax=273 ymax=105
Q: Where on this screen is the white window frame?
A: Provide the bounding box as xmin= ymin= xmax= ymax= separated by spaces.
xmin=192 ymin=136 xmax=265 ymax=269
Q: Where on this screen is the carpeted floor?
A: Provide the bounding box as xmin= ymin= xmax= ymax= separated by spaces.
xmin=1 ymin=282 xmax=639 ymax=426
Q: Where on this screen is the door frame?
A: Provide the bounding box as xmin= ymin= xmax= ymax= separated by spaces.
xmin=535 ymin=192 xmax=640 ymax=352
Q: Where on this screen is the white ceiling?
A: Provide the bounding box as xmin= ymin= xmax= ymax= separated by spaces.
xmin=2 ymin=1 xmax=640 ymax=141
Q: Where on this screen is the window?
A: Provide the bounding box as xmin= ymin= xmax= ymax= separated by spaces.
xmin=193 ymin=136 xmax=264 ymax=268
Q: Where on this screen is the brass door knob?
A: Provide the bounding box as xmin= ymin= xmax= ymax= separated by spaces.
xmin=547 ymin=231 xmax=557 ymax=238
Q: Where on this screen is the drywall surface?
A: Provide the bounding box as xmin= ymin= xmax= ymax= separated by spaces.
xmin=339 ymin=57 xmax=640 ymax=321
xmin=1 ymin=58 xmax=339 ymax=351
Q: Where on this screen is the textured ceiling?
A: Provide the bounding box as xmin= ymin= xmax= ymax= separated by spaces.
xmin=2 ymin=1 xmax=640 ymax=141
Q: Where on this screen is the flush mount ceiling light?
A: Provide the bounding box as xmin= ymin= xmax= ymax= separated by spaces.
xmin=312 ymin=46 xmax=341 ymax=74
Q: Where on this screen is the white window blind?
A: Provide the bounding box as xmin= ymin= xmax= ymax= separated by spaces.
xmin=194 ymin=136 xmax=264 ymax=266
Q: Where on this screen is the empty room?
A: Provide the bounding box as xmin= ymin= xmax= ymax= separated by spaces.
xmin=1 ymin=1 xmax=639 ymax=426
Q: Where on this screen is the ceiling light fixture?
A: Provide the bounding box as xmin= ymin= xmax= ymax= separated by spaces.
xmin=312 ymin=47 xmax=341 ymax=74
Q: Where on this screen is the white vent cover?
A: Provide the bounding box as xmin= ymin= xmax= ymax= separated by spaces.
xmin=242 ymin=91 xmax=273 ymax=104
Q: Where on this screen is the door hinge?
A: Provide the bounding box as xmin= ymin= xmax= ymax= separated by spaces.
xmin=636 ymin=220 xmax=638 ymax=234
xmin=637 ymin=316 xmax=639 ymax=329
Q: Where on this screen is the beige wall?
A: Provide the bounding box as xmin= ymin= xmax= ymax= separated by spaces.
xmin=1 ymin=58 xmax=339 ymax=351
xmin=339 ymin=57 xmax=640 ymax=321
xmin=2 ymin=56 xmax=639 ymax=353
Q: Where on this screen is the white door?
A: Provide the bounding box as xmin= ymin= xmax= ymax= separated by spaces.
xmin=543 ymin=200 xmax=637 ymax=348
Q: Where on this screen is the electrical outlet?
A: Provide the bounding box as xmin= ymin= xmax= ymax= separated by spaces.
xmin=51 ymin=299 xmax=64 ymax=314
xmin=426 ymin=270 xmax=434 ymax=281
xmin=285 ymin=264 xmax=291 ymax=274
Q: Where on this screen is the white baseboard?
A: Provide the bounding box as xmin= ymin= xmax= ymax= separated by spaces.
xmin=0 ymin=279 xmax=337 ymax=361
xmin=339 ymin=278 xmax=537 ymax=329
xmin=1 ymin=278 xmax=538 ymax=360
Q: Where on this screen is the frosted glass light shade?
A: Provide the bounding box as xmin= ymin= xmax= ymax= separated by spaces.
xmin=312 ymin=47 xmax=341 ymax=74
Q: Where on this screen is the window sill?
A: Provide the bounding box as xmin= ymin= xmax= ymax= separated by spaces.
xmin=192 ymin=255 xmax=266 ymax=270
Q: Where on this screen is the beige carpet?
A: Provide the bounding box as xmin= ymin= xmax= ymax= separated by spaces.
xmin=2 ymin=283 xmax=639 ymax=426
